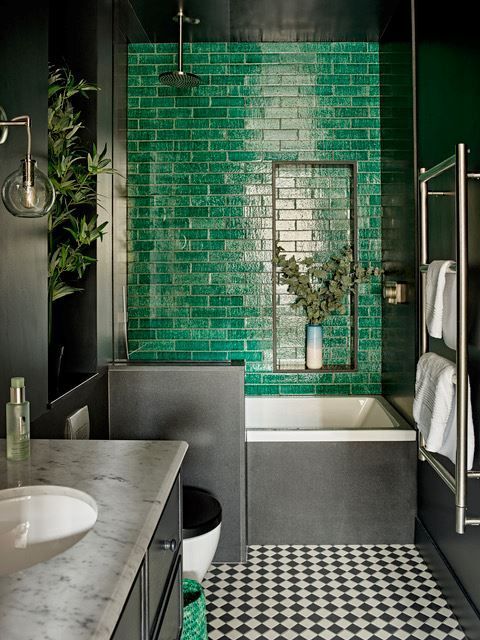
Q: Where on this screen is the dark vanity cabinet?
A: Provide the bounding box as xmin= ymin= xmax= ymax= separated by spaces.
xmin=111 ymin=566 xmax=144 ymax=640
xmin=112 ymin=475 xmax=182 ymax=640
xmin=149 ymin=478 xmax=182 ymax=639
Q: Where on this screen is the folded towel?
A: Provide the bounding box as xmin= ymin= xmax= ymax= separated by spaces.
xmin=443 ymin=272 xmax=456 ymax=350
xmin=426 ymin=260 xmax=455 ymax=338
xmin=439 ymin=384 xmax=474 ymax=469
xmin=413 ymin=352 xmax=474 ymax=469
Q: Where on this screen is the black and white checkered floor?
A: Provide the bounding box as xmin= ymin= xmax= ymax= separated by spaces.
xmin=203 ymin=545 xmax=466 ymax=640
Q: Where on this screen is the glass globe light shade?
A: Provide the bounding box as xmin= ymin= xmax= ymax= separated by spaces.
xmin=1 ymin=158 xmax=55 ymax=217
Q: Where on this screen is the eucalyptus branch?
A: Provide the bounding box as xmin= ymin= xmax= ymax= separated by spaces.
xmin=274 ymin=244 xmax=382 ymax=325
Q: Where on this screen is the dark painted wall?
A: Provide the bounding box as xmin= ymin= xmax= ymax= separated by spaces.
xmin=129 ymin=0 xmax=401 ymax=42
xmin=415 ymin=0 xmax=480 ymax=633
xmin=32 ymin=369 xmax=109 ymax=440
xmin=379 ymin=0 xmax=416 ymax=420
xmin=0 ymin=2 xmax=49 ymax=431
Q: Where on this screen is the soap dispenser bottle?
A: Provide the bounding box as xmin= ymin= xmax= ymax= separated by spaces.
xmin=6 ymin=377 xmax=30 ymax=461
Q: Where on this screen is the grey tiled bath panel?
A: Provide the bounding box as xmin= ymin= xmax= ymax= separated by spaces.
xmin=247 ymin=441 xmax=416 ymax=544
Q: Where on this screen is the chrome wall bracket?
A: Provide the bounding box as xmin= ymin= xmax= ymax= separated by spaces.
xmin=0 ymin=106 xmax=9 ymax=144
xmin=383 ymin=281 xmax=408 ymax=305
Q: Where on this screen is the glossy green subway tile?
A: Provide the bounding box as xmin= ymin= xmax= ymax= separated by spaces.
xmin=174 ymin=275 xmax=209 ymax=287
xmin=210 ymin=53 xmax=245 ymax=63
xmin=189 ymin=240 xmax=225 ymax=251
xmin=137 ymin=274 xmax=173 ymax=285
xmin=173 ymin=318 xmax=209 ymax=329
xmin=210 ymin=318 xmax=245 ymax=329
xmin=334 ymin=63 xmax=369 ymax=74
xmin=228 ymin=329 xmax=265 ymax=340
xmin=353 ymin=384 xmax=382 ymax=394
xmin=175 ymin=118 xmax=211 ymax=130
xmin=232 ymin=349 xmax=267 ymax=362
xmin=140 ymin=318 xmax=174 ymax=329
xmin=195 ymin=352 xmax=229 ymax=360
xmin=318 ymin=384 xmax=353 ymax=395
xmin=152 ymin=351 xmax=192 ymax=360
xmin=191 ymin=307 xmax=227 ymax=318
xmin=175 ymin=340 xmax=210 ymax=351
xmin=245 ymin=373 xmax=264 ymax=384
xmin=244 ymin=384 xmax=279 ymax=395
xmin=173 ymin=251 xmax=207 ymax=262
xmin=210 ymin=340 xmax=245 ymax=351
xmin=209 ymin=229 xmax=245 ymax=240
xmin=209 ymin=296 xmax=243 ymax=307
xmin=182 ymin=53 xmax=210 ymax=64
xmin=194 ymin=42 xmax=227 ymax=52
xmin=191 ymin=263 xmax=227 ymax=273
xmin=279 ymin=384 xmax=317 ymax=394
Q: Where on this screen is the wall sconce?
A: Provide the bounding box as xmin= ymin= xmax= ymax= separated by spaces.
xmin=0 ymin=106 xmax=55 ymax=218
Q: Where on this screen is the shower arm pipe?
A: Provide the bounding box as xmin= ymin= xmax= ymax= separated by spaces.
xmin=417 ymin=143 xmax=480 ymax=533
xmin=177 ymin=10 xmax=184 ymax=74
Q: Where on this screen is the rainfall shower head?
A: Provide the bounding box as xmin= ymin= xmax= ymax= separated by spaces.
xmin=159 ymin=9 xmax=200 ymax=88
xmin=159 ymin=70 xmax=200 ymax=88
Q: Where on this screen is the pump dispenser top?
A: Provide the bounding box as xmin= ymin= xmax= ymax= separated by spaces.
xmin=10 ymin=377 xmax=26 ymax=403
xmin=6 ymin=376 xmax=30 ymax=461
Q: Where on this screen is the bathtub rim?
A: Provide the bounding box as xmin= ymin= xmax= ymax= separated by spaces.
xmin=245 ymin=394 xmax=416 ymax=442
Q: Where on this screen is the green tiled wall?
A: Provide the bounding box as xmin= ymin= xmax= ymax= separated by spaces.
xmin=127 ymin=42 xmax=382 ymax=395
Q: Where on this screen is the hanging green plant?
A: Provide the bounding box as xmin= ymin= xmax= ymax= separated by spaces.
xmin=274 ymin=244 xmax=382 ymax=325
xmin=47 ymin=66 xmax=112 ymax=319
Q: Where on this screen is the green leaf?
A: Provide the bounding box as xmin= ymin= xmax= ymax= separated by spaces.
xmin=51 ymin=283 xmax=83 ymax=302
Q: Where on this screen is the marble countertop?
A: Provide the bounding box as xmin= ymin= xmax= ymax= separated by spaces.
xmin=0 ymin=439 xmax=188 ymax=640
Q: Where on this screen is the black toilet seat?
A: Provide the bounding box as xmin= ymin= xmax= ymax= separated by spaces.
xmin=183 ymin=486 xmax=222 ymax=539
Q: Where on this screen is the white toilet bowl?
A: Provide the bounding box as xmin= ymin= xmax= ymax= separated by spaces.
xmin=182 ymin=486 xmax=222 ymax=583
xmin=183 ymin=522 xmax=221 ymax=583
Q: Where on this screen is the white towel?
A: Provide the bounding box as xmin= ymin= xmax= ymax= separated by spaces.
xmin=426 ymin=260 xmax=455 ymax=338
xmin=413 ymin=352 xmax=475 ymax=469
xmin=443 ymin=272 xmax=456 ymax=350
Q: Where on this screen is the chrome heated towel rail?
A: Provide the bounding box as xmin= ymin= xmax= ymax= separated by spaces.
xmin=418 ymin=143 xmax=480 ymax=533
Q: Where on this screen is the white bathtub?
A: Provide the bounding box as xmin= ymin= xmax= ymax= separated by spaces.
xmin=245 ymin=396 xmax=415 ymax=442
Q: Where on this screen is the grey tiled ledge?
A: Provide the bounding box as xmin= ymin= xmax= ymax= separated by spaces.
xmin=0 ymin=439 xmax=188 ymax=640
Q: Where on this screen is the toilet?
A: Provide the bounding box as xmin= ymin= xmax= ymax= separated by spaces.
xmin=182 ymin=486 xmax=222 ymax=583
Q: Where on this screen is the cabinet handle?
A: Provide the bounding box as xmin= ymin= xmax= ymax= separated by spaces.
xmin=158 ymin=539 xmax=177 ymax=552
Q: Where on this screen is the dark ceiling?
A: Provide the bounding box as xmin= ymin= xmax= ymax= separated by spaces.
xmin=130 ymin=0 xmax=402 ymax=43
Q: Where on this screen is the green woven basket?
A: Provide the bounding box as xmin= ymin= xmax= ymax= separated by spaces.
xmin=181 ymin=579 xmax=208 ymax=640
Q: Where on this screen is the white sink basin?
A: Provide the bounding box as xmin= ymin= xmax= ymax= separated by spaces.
xmin=0 ymin=485 xmax=98 ymax=576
